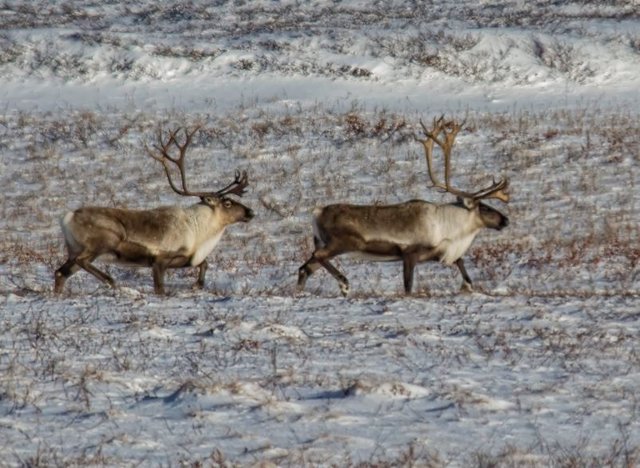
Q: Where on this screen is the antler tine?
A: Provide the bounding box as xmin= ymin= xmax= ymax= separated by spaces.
xmin=153 ymin=127 xmax=181 ymax=162
xmin=145 ymin=128 xmax=185 ymax=196
xmin=414 ymin=116 xmax=448 ymax=191
xmin=440 ymin=119 xmax=465 ymax=189
xmin=146 ymin=126 xmax=210 ymax=198
xmin=216 ymin=170 xmax=249 ymax=197
xmin=419 ymin=116 xmax=447 ymax=146
xmin=471 ymin=177 xmax=510 ymax=203
xmin=168 ymin=126 xmax=201 ymax=194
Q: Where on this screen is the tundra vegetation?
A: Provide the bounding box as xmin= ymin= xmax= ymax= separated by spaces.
xmin=0 ymin=0 xmax=639 ymax=466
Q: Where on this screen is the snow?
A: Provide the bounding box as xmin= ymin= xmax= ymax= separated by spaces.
xmin=1 ymin=0 xmax=639 ymax=466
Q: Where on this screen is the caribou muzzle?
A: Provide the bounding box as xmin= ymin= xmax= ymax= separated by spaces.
xmin=244 ymin=209 xmax=255 ymax=222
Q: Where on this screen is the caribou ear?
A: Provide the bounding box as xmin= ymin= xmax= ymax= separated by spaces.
xmin=459 ymin=197 xmax=478 ymax=210
xmin=200 ymin=195 xmax=220 ymax=207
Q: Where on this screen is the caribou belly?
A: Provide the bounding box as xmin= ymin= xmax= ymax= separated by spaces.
xmin=347 ymin=252 xmax=400 ymax=262
xmin=96 ymin=253 xmax=149 ymax=267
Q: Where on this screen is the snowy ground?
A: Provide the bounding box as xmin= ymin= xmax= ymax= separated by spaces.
xmin=1 ymin=1 xmax=639 ymax=466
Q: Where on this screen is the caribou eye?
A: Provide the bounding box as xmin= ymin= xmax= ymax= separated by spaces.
xmin=223 ymin=200 xmax=232 ymax=208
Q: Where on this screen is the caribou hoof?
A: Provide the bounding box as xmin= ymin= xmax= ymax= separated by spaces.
xmin=460 ymin=282 xmax=474 ymax=294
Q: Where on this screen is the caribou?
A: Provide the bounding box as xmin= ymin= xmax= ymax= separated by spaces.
xmin=297 ymin=117 xmax=510 ymax=296
xmin=54 ymin=127 xmax=254 ymax=295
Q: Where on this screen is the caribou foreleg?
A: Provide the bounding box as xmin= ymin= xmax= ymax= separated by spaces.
xmin=455 ymin=258 xmax=473 ymax=293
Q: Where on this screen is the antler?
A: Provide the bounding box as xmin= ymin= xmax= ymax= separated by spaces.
xmin=414 ymin=116 xmax=447 ymax=191
xmin=469 ymin=177 xmax=509 ymax=202
xmin=415 ymin=117 xmax=509 ymax=203
xmin=145 ymin=126 xmax=208 ymax=197
xmin=145 ymin=126 xmax=249 ymax=199
xmin=216 ymin=170 xmax=249 ymax=197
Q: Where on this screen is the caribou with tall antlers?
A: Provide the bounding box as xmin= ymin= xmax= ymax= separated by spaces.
xmin=54 ymin=126 xmax=254 ymax=295
xmin=298 ymin=117 xmax=509 ymax=296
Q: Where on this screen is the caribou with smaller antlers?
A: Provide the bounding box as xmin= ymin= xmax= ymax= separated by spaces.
xmin=298 ymin=117 xmax=509 ymax=296
xmin=54 ymin=127 xmax=254 ymax=295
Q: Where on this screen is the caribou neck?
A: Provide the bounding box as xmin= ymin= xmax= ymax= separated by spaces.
xmin=186 ymin=202 xmax=226 ymax=237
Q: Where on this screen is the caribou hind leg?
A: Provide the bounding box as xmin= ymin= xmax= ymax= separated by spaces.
xmin=318 ymin=259 xmax=350 ymax=296
xmin=298 ymin=234 xmax=367 ymax=296
xmin=54 ymin=258 xmax=81 ymax=293
xmin=297 ymin=257 xmax=322 ymax=290
xmin=297 ymin=235 xmax=324 ymax=291
xmin=75 ymin=255 xmax=116 ymax=289
xmin=298 ymin=256 xmax=350 ymax=296
xmin=298 ymin=234 xmax=323 ymax=292
xmin=54 ymin=253 xmax=116 ymax=293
